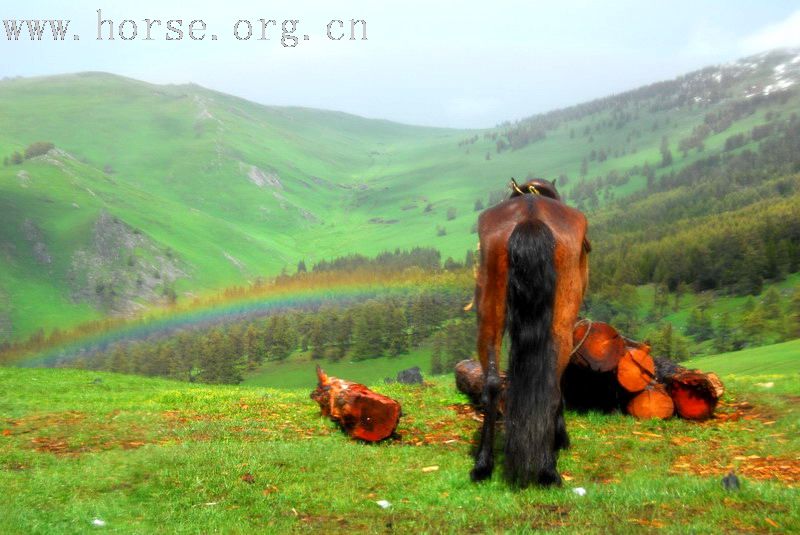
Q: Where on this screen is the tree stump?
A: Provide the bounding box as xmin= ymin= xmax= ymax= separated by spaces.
xmin=310 ymin=366 xmax=401 ymax=441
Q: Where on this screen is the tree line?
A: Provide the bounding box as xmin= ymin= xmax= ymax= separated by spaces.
xmin=63 ymin=284 xmax=474 ymax=384
xmin=587 ymin=114 xmax=800 ymax=297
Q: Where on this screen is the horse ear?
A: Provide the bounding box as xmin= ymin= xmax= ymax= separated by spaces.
xmin=552 ymin=178 xmax=557 ymax=187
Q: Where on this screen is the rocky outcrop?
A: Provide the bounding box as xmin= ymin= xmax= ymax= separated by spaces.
xmin=67 ymin=211 xmax=187 ymax=314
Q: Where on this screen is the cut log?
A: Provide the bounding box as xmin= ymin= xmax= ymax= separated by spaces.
xmin=454 ymin=359 xmax=485 ymax=405
xmin=310 ymin=366 xmax=401 ymax=442
xmin=616 ymin=348 xmax=656 ymax=393
xmin=572 ymin=321 xmax=627 ymax=372
xmin=653 ymin=356 xmax=685 ymax=383
xmin=622 ymin=335 xmax=651 ymax=353
xmin=706 ymin=372 xmax=725 ymax=399
xmin=669 ymin=370 xmax=722 ymax=421
xmin=626 ymin=384 xmax=674 ymax=419
xmin=454 ymin=359 xmax=507 ymax=410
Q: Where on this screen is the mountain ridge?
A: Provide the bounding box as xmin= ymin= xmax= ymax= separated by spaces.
xmin=1 ymin=48 xmax=799 ymax=341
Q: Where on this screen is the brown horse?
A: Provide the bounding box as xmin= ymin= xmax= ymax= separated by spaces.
xmin=471 ymin=178 xmax=590 ymax=487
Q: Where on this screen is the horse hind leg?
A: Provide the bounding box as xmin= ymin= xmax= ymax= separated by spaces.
xmin=554 ymin=396 xmax=570 ymax=451
xmin=471 ymin=252 xmax=505 ymax=482
xmin=470 ymin=345 xmax=502 ymax=482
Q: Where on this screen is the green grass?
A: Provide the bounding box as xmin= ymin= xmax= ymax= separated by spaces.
xmin=1 ymin=342 xmax=798 ymax=533
xmin=686 ymin=339 xmax=800 ymax=377
xmin=242 ymin=346 xmax=434 ymax=390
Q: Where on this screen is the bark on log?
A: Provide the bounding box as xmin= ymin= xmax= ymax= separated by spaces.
xmin=616 ymin=348 xmax=656 ymax=393
xmin=668 ymin=370 xmax=722 ymax=421
xmin=454 ymin=359 xmax=507 ymax=409
xmin=572 ymin=321 xmax=627 ymax=372
xmin=653 ymin=356 xmax=685 ymax=383
xmin=310 ymin=366 xmax=401 ymax=441
xmin=454 ymin=359 xmax=485 ymax=405
xmin=626 ymin=384 xmax=674 ymax=419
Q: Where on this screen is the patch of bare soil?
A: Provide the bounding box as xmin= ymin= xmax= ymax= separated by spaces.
xmin=4 ymin=411 xmax=160 ymax=456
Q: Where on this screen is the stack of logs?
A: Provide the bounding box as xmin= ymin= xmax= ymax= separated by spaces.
xmin=455 ymin=320 xmax=724 ymax=420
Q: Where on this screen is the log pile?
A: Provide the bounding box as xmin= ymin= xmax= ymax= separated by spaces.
xmin=310 ymin=366 xmax=401 ymax=441
xmin=577 ymin=321 xmax=724 ymax=420
xmin=454 ymin=320 xmax=725 ymax=421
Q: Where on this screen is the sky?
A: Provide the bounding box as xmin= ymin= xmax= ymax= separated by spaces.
xmin=1 ymin=1 xmax=800 ymax=128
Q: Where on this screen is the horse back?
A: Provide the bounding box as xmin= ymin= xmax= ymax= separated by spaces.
xmin=478 ymin=196 xmax=587 ymax=259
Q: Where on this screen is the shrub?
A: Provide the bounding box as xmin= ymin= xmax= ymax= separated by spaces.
xmin=24 ymin=141 xmax=55 ymax=159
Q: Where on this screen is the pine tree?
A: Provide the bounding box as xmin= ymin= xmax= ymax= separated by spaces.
xmin=761 ymin=287 xmax=782 ymax=322
xmin=660 ymin=136 xmax=673 ymax=167
xmin=714 ymin=312 xmax=734 ymax=353
xmin=652 ymin=283 xmax=668 ymax=318
xmin=442 ymin=320 xmax=474 ymax=369
xmin=266 ymin=316 xmax=297 ymax=361
xmin=309 ymin=316 xmax=326 ymax=360
xmin=386 ymin=306 xmax=409 ymax=357
xmin=464 ymin=249 xmax=474 ymax=269
xmin=331 ymin=311 xmax=353 ymax=361
xmin=686 ymin=308 xmax=713 ymax=342
xmin=742 ymin=306 xmax=767 ymax=345
xmin=351 ymin=302 xmax=385 ymax=360
xmin=199 ymin=329 xmax=243 ymax=384
xmin=651 ymin=322 xmax=675 ymax=360
xmin=787 ymin=287 xmax=800 ymax=339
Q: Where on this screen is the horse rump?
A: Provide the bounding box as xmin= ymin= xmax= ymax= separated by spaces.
xmin=504 ymin=219 xmax=560 ymax=487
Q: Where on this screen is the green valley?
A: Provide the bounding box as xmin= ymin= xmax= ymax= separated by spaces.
xmin=3 ymin=49 xmax=800 ymax=342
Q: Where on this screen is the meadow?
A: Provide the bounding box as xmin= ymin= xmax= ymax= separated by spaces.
xmin=1 ymin=341 xmax=797 ymax=533
xmin=1 ymin=46 xmax=799 ymax=535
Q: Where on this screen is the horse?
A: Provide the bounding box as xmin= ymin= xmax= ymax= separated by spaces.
xmin=470 ymin=178 xmax=590 ymax=487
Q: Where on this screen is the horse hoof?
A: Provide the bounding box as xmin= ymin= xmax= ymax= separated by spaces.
xmin=538 ymin=469 xmax=562 ymax=487
xmin=470 ymin=463 xmax=493 ymax=482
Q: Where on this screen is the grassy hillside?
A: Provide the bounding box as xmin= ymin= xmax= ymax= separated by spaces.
xmin=686 ymin=339 xmax=800 ymax=376
xmin=243 ymin=346 xmax=434 ymax=390
xmin=2 ymin=50 xmax=800 ymax=341
xmin=1 ymin=342 xmax=797 ymax=533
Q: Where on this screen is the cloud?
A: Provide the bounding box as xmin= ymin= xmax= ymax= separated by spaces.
xmin=741 ymin=10 xmax=800 ymax=53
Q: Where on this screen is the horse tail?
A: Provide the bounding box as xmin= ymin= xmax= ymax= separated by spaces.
xmin=504 ymin=219 xmax=559 ymax=487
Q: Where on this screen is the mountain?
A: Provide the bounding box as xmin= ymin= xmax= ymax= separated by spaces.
xmin=2 ymin=49 xmax=800 ymax=341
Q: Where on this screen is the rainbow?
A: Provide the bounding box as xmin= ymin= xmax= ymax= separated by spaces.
xmin=14 ymin=270 xmax=469 ymax=367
